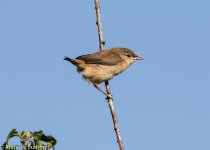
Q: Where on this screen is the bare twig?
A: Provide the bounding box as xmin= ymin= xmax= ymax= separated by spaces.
xmin=94 ymin=0 xmax=105 ymax=50
xmin=94 ymin=0 xmax=124 ymax=150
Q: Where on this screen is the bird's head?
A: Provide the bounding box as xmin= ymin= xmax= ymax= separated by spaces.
xmin=117 ymin=48 xmax=143 ymax=63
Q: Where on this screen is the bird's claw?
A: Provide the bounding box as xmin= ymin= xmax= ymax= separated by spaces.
xmin=106 ymin=93 xmax=113 ymax=101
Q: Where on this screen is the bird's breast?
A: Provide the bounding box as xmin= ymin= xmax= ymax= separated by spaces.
xmin=79 ymin=60 xmax=131 ymax=84
xmin=113 ymin=61 xmax=130 ymax=76
xmin=81 ymin=64 xmax=116 ymax=84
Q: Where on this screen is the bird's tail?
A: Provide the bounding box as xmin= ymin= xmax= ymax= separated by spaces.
xmin=64 ymin=56 xmax=80 ymax=66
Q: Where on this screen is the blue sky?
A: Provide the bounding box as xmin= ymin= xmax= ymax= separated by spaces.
xmin=0 ymin=0 xmax=210 ymax=149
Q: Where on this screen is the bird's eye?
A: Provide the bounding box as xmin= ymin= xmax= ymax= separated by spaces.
xmin=126 ymin=53 xmax=132 ymax=58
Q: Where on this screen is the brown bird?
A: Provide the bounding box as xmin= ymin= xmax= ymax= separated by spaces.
xmin=64 ymin=47 xmax=143 ymax=98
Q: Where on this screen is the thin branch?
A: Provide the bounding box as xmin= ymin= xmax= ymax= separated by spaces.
xmin=94 ymin=0 xmax=124 ymax=150
xmin=94 ymin=0 xmax=105 ymax=50
xmin=105 ymin=81 xmax=124 ymax=150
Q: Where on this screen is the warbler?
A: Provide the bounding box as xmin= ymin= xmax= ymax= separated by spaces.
xmin=64 ymin=47 xmax=143 ymax=98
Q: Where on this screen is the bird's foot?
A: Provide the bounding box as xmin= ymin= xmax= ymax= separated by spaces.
xmin=106 ymin=93 xmax=113 ymax=101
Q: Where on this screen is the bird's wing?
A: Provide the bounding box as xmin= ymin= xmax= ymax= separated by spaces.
xmin=76 ymin=51 xmax=121 ymax=66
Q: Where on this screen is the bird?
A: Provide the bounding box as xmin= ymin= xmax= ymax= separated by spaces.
xmin=64 ymin=47 xmax=143 ymax=98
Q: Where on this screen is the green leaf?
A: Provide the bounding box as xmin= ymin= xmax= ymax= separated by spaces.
xmin=33 ymin=137 xmax=43 ymax=150
xmin=1 ymin=129 xmax=19 ymax=150
xmin=20 ymin=131 xmax=31 ymax=142
xmin=31 ymin=130 xmax=43 ymax=140
xmin=2 ymin=129 xmax=57 ymax=150
xmin=40 ymin=135 xmax=57 ymax=146
xmin=32 ymin=131 xmax=57 ymax=146
xmin=31 ymin=131 xmax=57 ymax=149
xmin=5 ymin=129 xmax=19 ymax=144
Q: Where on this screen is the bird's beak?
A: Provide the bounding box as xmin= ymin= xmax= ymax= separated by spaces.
xmin=134 ymin=57 xmax=144 ymax=60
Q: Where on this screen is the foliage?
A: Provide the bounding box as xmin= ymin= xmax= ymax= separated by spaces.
xmin=1 ymin=129 xmax=57 ymax=150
